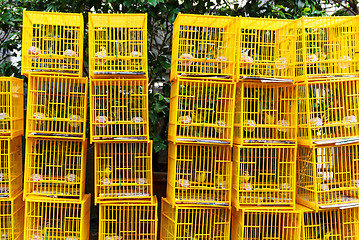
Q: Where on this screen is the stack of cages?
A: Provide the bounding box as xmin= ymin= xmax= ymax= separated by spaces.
xmin=161 ymin=14 xmax=237 ymax=240
xmin=231 ymin=16 xmax=299 ymax=234
xmin=0 ymin=76 xmax=24 ymax=238
xmin=88 ymin=13 xmax=158 ymax=240
xmin=298 ymin=204 xmax=359 ymax=240
xmin=22 ymin=10 xmax=91 ymax=239
xmin=296 ymin=16 xmax=359 ymax=213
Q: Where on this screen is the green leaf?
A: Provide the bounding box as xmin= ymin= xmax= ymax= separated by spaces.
xmin=147 ymin=0 xmax=158 ymax=6
xmin=159 ymin=58 xmax=171 ymax=69
xmin=154 ymin=142 xmax=167 ymax=152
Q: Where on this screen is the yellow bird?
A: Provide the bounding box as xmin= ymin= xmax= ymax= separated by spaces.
xmin=101 ymin=165 xmax=112 ymax=178
xmin=216 ymin=120 xmax=227 ymax=134
xmin=42 ymin=221 xmax=50 ymax=237
xmin=215 ymin=175 xmax=227 ymax=189
xmin=239 ymin=171 xmax=251 ymax=184
xmin=263 ymin=112 xmax=275 ymax=125
xmin=323 ymin=231 xmax=334 ymax=240
xmin=316 ymin=173 xmax=324 ymax=184
xmin=195 ymin=172 xmax=207 ymax=183
xmin=184 ymin=229 xmax=198 ymax=240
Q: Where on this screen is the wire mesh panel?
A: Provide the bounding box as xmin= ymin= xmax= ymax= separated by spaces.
xmin=231 ymin=207 xmax=301 ymax=240
xmin=169 ymin=78 xmax=235 ymax=144
xmin=299 ymin=205 xmax=359 ymax=240
xmin=0 ymin=137 xmax=22 ymax=199
xmin=26 ymin=74 xmax=88 ymax=140
xmin=237 ymin=17 xmax=296 ymax=80
xmin=24 ymin=138 xmax=86 ymax=199
xmin=0 ymin=192 xmax=24 ymax=240
xmin=297 ymin=144 xmax=359 ymax=210
xmin=95 ymin=141 xmax=153 ymax=204
xmin=22 ymin=11 xmax=84 ymax=77
xmin=298 ymin=78 xmax=359 ymax=146
xmin=24 ymin=195 xmax=91 ymax=240
xmin=233 ymin=81 xmax=297 ymax=145
xmin=160 ymin=198 xmax=231 ymax=240
xmin=99 ymin=197 xmax=157 ymax=240
xmin=88 ymin=13 xmax=147 ymax=77
xmin=90 ymin=77 xmax=149 ymax=142
xmin=232 ymin=145 xmax=296 ymax=209
xmin=296 ymin=16 xmax=359 ymax=81
xmin=171 ymin=13 xmax=236 ymax=79
xmin=167 ymin=142 xmax=232 ymax=206
xmin=0 ymin=77 xmax=24 ymax=139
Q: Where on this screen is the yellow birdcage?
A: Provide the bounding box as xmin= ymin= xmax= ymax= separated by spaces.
xmin=21 ymin=10 xmax=84 ymax=77
xmin=298 ymin=204 xmax=359 ymax=240
xmin=24 ymin=195 xmax=91 ymax=240
xmin=94 ymin=141 xmax=153 ymax=204
xmin=99 ymin=197 xmax=158 ymax=240
xmin=231 ymin=206 xmax=301 ymax=240
xmin=237 ymin=17 xmax=296 ymax=80
xmin=297 ymin=78 xmax=359 ymax=146
xmin=0 ymin=77 xmax=24 ymax=139
xmin=233 ymin=81 xmax=297 ymax=145
xmin=297 ymin=144 xmax=359 ymax=210
xmin=168 ymin=78 xmax=236 ymax=145
xmin=232 ymin=145 xmax=296 ymax=209
xmin=167 ymin=142 xmax=232 ymax=206
xmin=160 ymin=198 xmax=231 ymax=240
xmin=171 ymin=13 xmax=236 ymax=79
xmin=24 ymin=138 xmax=87 ymax=199
xmin=0 ymin=137 xmax=22 ymax=199
xmin=26 ymin=74 xmax=88 ymax=140
xmin=90 ymin=76 xmax=149 ymax=143
xmin=296 ymin=16 xmax=359 ymax=81
xmin=88 ymin=13 xmax=148 ymax=78
xmin=0 ymin=192 xmax=24 ymax=240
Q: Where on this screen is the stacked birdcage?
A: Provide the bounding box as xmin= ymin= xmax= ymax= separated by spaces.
xmin=88 ymin=13 xmax=158 ymax=240
xmin=161 ymin=13 xmax=237 ymax=240
xmin=229 ymin=17 xmax=300 ymax=239
xmin=296 ymin=16 xmax=359 ymax=211
xmin=21 ymin=11 xmax=91 ymax=239
xmin=298 ymin=204 xmax=359 ymax=240
xmin=233 ymin=17 xmax=298 ymax=210
xmin=0 ymin=76 xmax=24 ymax=238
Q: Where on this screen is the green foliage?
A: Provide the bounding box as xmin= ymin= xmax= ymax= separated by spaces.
xmin=0 ymin=0 xmax=23 ymax=78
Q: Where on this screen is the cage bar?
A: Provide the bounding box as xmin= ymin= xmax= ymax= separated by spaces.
xmin=232 ymin=206 xmax=301 ymax=240
xmin=168 ymin=78 xmax=235 ymax=145
xmin=296 ymin=16 xmax=359 ymax=81
xmin=167 ymin=142 xmax=232 ymax=206
xmin=297 ymin=143 xmax=359 ymax=210
xmin=171 ymin=13 xmax=236 ymax=79
xmin=90 ymin=76 xmax=149 ymax=142
xmin=21 ymin=10 xmax=84 ymax=77
xmin=299 ymin=204 xmax=359 ymax=240
xmin=234 ymin=81 xmax=297 ymax=145
xmin=24 ymin=138 xmax=86 ymax=199
xmin=232 ymin=145 xmax=296 ymax=209
xmin=0 ymin=192 xmax=24 ymax=240
xmin=297 ymin=78 xmax=359 ymax=146
xmin=99 ymin=197 xmax=158 ymax=240
xmin=160 ymin=198 xmax=231 ymax=240
xmin=237 ymin=17 xmax=296 ymax=80
xmin=0 ymin=77 xmax=24 ymax=139
xmin=94 ymin=141 xmax=153 ymax=204
xmin=88 ymin=13 xmax=147 ymax=77
xmin=26 ymin=74 xmax=88 ymax=140
xmin=0 ymin=137 xmax=22 ymax=199
xmin=24 ymin=195 xmax=91 ymax=240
